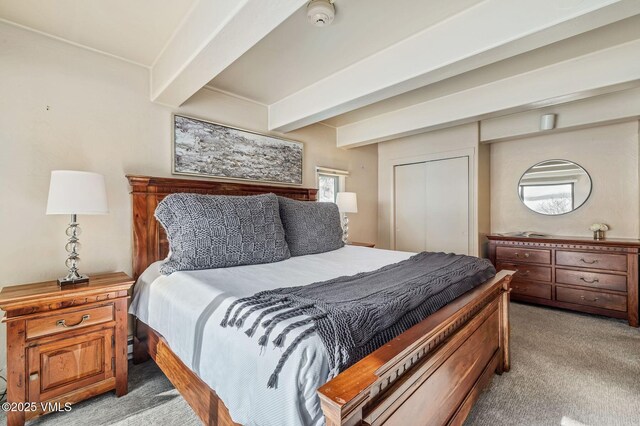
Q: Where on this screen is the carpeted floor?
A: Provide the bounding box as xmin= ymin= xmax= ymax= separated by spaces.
xmin=466 ymin=303 xmax=640 ymax=426
xmin=2 ymin=302 xmax=638 ymax=425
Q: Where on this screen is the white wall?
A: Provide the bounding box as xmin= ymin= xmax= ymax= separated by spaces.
xmin=490 ymin=121 xmax=640 ymax=238
xmin=0 ymin=22 xmax=378 ymax=368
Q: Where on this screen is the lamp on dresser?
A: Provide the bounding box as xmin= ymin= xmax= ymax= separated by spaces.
xmin=336 ymin=192 xmax=357 ymax=244
xmin=46 ymin=170 xmax=109 ymax=285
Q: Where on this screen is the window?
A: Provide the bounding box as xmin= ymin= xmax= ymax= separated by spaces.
xmin=318 ymin=174 xmax=339 ymax=203
xmin=520 ymin=183 xmax=574 ymax=215
xmin=316 ymin=167 xmax=349 ymax=203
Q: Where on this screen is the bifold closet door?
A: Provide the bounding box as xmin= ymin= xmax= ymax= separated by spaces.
xmin=394 ymin=157 xmax=469 ymax=255
xmin=425 ymin=156 xmax=469 ymax=255
xmin=394 ymin=162 xmax=427 ymax=253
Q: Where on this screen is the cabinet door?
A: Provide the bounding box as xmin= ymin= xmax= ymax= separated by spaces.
xmin=394 ymin=162 xmax=427 ymax=252
xmin=27 ymin=329 xmax=114 ymax=402
xmin=425 ymin=156 xmax=469 ymax=255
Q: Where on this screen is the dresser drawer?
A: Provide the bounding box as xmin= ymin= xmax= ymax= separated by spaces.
xmin=556 ymin=287 xmax=627 ymax=312
xmin=496 ymin=247 xmax=551 ymax=264
xmin=556 ymin=269 xmax=627 ymax=292
xmin=496 ymin=262 xmax=551 ymax=283
xmin=510 ymin=281 xmax=552 ymax=300
xmin=26 ymin=304 xmax=114 ymax=340
xmin=555 ymin=251 xmax=627 ymax=272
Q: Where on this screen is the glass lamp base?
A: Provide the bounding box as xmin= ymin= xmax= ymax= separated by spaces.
xmin=59 ymin=214 xmax=90 ymax=286
xmin=342 ymin=213 xmax=350 ymax=244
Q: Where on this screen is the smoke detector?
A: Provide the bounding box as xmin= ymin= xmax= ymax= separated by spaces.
xmin=307 ymin=0 xmax=335 ymax=27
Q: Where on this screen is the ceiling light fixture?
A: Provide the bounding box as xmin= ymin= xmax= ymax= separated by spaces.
xmin=307 ymin=0 xmax=335 ymax=27
xmin=540 ymin=113 xmax=557 ymax=131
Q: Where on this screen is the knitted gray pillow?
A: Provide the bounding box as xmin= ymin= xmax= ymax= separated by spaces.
xmin=278 ymin=196 xmax=344 ymax=256
xmin=155 ymin=193 xmax=290 ymax=274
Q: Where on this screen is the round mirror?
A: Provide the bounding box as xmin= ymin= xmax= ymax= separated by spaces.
xmin=518 ymin=159 xmax=592 ymax=215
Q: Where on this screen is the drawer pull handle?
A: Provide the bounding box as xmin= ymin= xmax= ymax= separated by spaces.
xmin=580 ymin=277 xmax=599 ymax=284
xmin=520 ymin=270 xmax=530 ymax=276
xmin=580 ymin=296 xmax=599 ymax=302
xmin=580 ymin=258 xmax=598 ymax=264
xmin=515 ymin=253 xmax=530 ymax=258
xmin=57 ymin=314 xmax=90 ymax=328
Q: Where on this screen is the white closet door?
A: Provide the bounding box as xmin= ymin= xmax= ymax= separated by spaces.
xmin=394 ymin=156 xmax=470 ymax=255
xmin=425 ymin=156 xmax=469 ymax=255
xmin=394 ymin=163 xmax=426 ymax=252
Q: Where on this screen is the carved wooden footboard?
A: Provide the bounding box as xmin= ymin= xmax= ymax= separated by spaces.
xmin=134 ymin=271 xmax=512 ymax=426
xmin=318 ymin=271 xmax=512 ymax=426
xmin=128 ymin=175 xmax=514 ymax=426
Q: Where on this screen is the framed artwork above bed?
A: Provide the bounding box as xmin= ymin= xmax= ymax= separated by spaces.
xmin=172 ymin=114 xmax=303 ymax=185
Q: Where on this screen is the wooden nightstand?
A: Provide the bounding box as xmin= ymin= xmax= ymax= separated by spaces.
xmin=0 ymin=272 xmax=134 ymax=426
xmin=348 ymin=242 xmax=376 ymax=248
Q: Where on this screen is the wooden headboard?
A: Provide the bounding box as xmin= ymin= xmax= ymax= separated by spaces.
xmin=127 ymin=175 xmax=317 ymax=279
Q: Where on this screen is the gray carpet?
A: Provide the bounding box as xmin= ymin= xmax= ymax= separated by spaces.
xmin=2 ymin=303 xmax=638 ymax=425
xmin=466 ymin=303 xmax=640 ymax=426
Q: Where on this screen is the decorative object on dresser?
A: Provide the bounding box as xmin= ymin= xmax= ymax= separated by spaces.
xmin=348 ymin=241 xmax=376 ymax=248
xmin=336 ymin=191 xmax=357 ymax=244
xmin=488 ymin=234 xmax=639 ymax=327
xmin=518 ymin=160 xmax=592 ymax=216
xmin=590 ymin=223 xmax=609 ymax=240
xmin=0 ymin=272 xmax=134 ymax=426
xmin=46 ymin=171 xmax=109 ymax=285
xmin=172 ymin=114 xmax=303 ymax=185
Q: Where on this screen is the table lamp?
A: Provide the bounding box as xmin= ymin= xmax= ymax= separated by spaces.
xmin=46 ymin=171 xmax=109 ymax=285
xmin=336 ymin=192 xmax=358 ymax=244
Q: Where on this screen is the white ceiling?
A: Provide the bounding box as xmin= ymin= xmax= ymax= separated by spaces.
xmin=0 ymin=0 xmax=197 ymax=66
xmin=209 ymin=0 xmax=484 ymax=105
xmin=2 ymin=0 xmax=638 ymax=146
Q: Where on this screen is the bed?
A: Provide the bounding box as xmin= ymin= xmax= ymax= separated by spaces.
xmin=127 ymin=175 xmax=513 ymax=426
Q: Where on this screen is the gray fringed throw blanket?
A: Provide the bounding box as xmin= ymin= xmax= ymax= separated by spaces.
xmin=220 ymin=251 xmax=496 ymax=388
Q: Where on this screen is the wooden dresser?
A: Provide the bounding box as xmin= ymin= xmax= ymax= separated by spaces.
xmin=0 ymin=272 xmax=134 ymax=426
xmin=487 ymin=235 xmax=639 ymax=327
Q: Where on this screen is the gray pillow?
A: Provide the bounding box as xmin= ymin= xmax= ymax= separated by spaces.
xmin=278 ymin=196 xmax=344 ymax=256
xmin=155 ymin=193 xmax=290 ymax=274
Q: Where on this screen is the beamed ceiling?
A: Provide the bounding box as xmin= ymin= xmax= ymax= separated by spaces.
xmin=2 ymin=0 xmax=639 ymax=146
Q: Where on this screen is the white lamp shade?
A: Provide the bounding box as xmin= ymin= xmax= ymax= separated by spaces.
xmin=336 ymin=192 xmax=358 ymax=213
xmin=46 ymin=170 xmax=109 ymax=215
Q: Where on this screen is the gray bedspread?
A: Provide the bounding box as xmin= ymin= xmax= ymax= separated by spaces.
xmin=221 ymin=251 xmax=496 ymax=387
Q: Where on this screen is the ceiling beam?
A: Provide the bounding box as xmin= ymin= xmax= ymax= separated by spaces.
xmin=268 ymin=0 xmax=640 ymax=132
xmin=335 ymin=39 xmax=640 ymax=147
xmin=150 ymin=0 xmax=306 ymax=107
xmin=480 ymin=87 xmax=640 ymax=142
